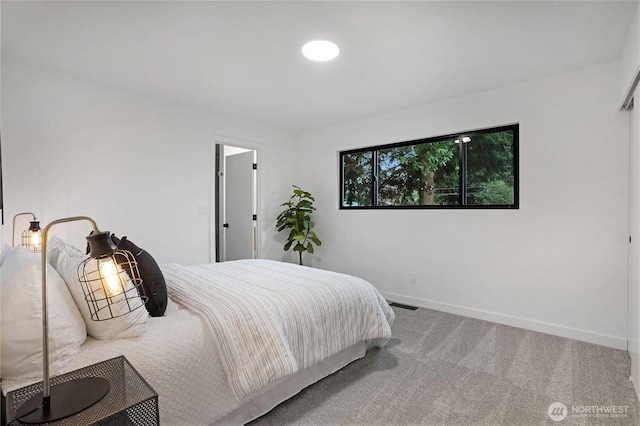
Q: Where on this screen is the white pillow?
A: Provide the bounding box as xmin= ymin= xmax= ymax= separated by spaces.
xmin=50 ymin=238 xmax=148 ymax=340
xmin=0 ymin=243 xmax=13 ymax=267
xmin=0 ymin=246 xmax=87 ymax=379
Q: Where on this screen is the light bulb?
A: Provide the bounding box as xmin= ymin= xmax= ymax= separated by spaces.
xmin=31 ymin=231 xmax=41 ymax=248
xmin=98 ymin=258 xmax=123 ymax=298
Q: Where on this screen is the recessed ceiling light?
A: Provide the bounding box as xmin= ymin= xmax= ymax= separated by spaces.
xmin=302 ymin=40 xmax=340 ymax=62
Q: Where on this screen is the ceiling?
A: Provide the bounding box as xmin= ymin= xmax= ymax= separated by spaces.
xmin=2 ymin=1 xmax=638 ymax=133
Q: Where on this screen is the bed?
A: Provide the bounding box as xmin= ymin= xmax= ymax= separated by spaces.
xmin=1 ymin=239 xmax=395 ymax=425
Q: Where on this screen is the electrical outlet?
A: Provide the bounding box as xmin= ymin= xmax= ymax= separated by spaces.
xmin=409 ymin=272 xmax=417 ymax=284
xmin=197 ymin=204 xmax=209 ymax=215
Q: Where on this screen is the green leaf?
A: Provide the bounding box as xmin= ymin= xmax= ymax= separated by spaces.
xmin=276 ymin=185 xmax=320 ymax=256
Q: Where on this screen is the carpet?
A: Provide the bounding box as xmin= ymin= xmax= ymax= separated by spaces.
xmin=249 ymin=306 xmax=640 ymax=425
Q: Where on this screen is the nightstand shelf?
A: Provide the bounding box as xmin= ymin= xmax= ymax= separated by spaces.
xmin=4 ymin=356 xmax=158 ymax=426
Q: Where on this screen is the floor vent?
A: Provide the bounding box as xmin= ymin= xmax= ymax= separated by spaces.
xmin=389 ymin=302 xmax=419 ymax=310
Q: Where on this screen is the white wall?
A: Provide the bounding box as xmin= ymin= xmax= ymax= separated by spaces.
xmin=1 ymin=57 xmax=299 ymax=265
xmin=299 ymin=62 xmax=630 ymax=349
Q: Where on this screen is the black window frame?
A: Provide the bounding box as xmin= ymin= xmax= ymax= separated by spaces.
xmin=339 ymin=123 xmax=519 ymax=210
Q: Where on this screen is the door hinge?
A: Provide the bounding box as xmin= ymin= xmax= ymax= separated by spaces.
xmin=253 ymin=214 xmax=257 ymax=221
xmin=253 ymin=163 xmax=257 ymax=170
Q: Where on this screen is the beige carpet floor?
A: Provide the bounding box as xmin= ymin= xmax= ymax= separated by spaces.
xmin=250 ymin=306 xmax=640 ymax=425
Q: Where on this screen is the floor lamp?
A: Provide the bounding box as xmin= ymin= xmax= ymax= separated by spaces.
xmin=13 ymin=216 xmax=146 ymax=424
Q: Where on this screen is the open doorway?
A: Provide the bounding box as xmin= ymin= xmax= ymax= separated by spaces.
xmin=214 ymin=143 xmax=258 ymax=262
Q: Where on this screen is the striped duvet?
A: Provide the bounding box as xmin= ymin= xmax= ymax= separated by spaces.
xmin=161 ymin=259 xmax=394 ymax=401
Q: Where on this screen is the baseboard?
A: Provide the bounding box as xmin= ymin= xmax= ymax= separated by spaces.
xmin=381 ymin=291 xmax=627 ymax=350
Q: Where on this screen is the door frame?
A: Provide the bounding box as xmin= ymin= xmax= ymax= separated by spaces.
xmin=210 ymin=136 xmax=263 ymax=263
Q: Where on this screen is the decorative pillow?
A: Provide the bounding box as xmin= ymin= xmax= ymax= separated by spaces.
xmin=111 ymin=235 xmax=168 ymax=317
xmin=0 ymin=246 xmax=87 ymax=379
xmin=50 ymin=238 xmax=148 ymax=340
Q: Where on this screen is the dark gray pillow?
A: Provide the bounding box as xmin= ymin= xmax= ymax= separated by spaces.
xmin=111 ymin=235 xmax=168 ymax=317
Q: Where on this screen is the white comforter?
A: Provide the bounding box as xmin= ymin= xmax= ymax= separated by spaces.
xmin=161 ymin=259 xmax=394 ymax=400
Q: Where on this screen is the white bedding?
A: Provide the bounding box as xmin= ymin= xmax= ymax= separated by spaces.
xmin=3 ymin=260 xmax=394 ymax=425
xmin=2 ymin=299 xmax=235 ymax=424
xmin=163 ymin=259 xmax=394 ymax=400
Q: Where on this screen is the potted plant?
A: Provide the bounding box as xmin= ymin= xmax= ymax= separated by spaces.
xmin=276 ymin=185 xmax=322 ymax=266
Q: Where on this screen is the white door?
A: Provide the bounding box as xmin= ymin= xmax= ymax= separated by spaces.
xmin=223 ymin=150 xmax=256 ymax=261
xmin=629 ymin=89 xmax=640 ymax=391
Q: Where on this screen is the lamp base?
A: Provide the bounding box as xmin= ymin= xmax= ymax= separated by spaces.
xmin=14 ymin=377 xmax=110 ymax=424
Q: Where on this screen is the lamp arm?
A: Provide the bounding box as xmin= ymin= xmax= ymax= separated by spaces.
xmin=12 ymin=212 xmax=37 ymax=247
xmin=40 ymin=216 xmax=101 ymax=409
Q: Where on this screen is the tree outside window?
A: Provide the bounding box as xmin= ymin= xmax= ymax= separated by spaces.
xmin=340 ymin=124 xmax=518 ymax=209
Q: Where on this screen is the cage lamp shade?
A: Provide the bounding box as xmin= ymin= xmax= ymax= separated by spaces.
xmin=80 ymin=231 xmax=147 ymax=321
xmin=21 ymin=220 xmax=43 ymax=252
xmin=13 ymin=212 xmax=41 ymax=251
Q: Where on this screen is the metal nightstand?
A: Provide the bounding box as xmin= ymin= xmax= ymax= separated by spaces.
xmin=5 ymin=356 xmax=158 ymax=425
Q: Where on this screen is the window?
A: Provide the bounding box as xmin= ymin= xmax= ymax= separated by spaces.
xmin=340 ymin=124 xmax=518 ymax=209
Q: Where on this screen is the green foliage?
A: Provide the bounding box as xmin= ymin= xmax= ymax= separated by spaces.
xmin=342 ymin=152 xmax=373 ymax=206
xmin=472 ymin=180 xmax=514 ymax=205
xmin=342 ymin=128 xmax=515 ymax=207
xmin=378 ymin=141 xmax=457 ymax=205
xmin=276 ymin=186 xmax=322 ymax=265
xmin=466 ymin=131 xmax=514 ymax=187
